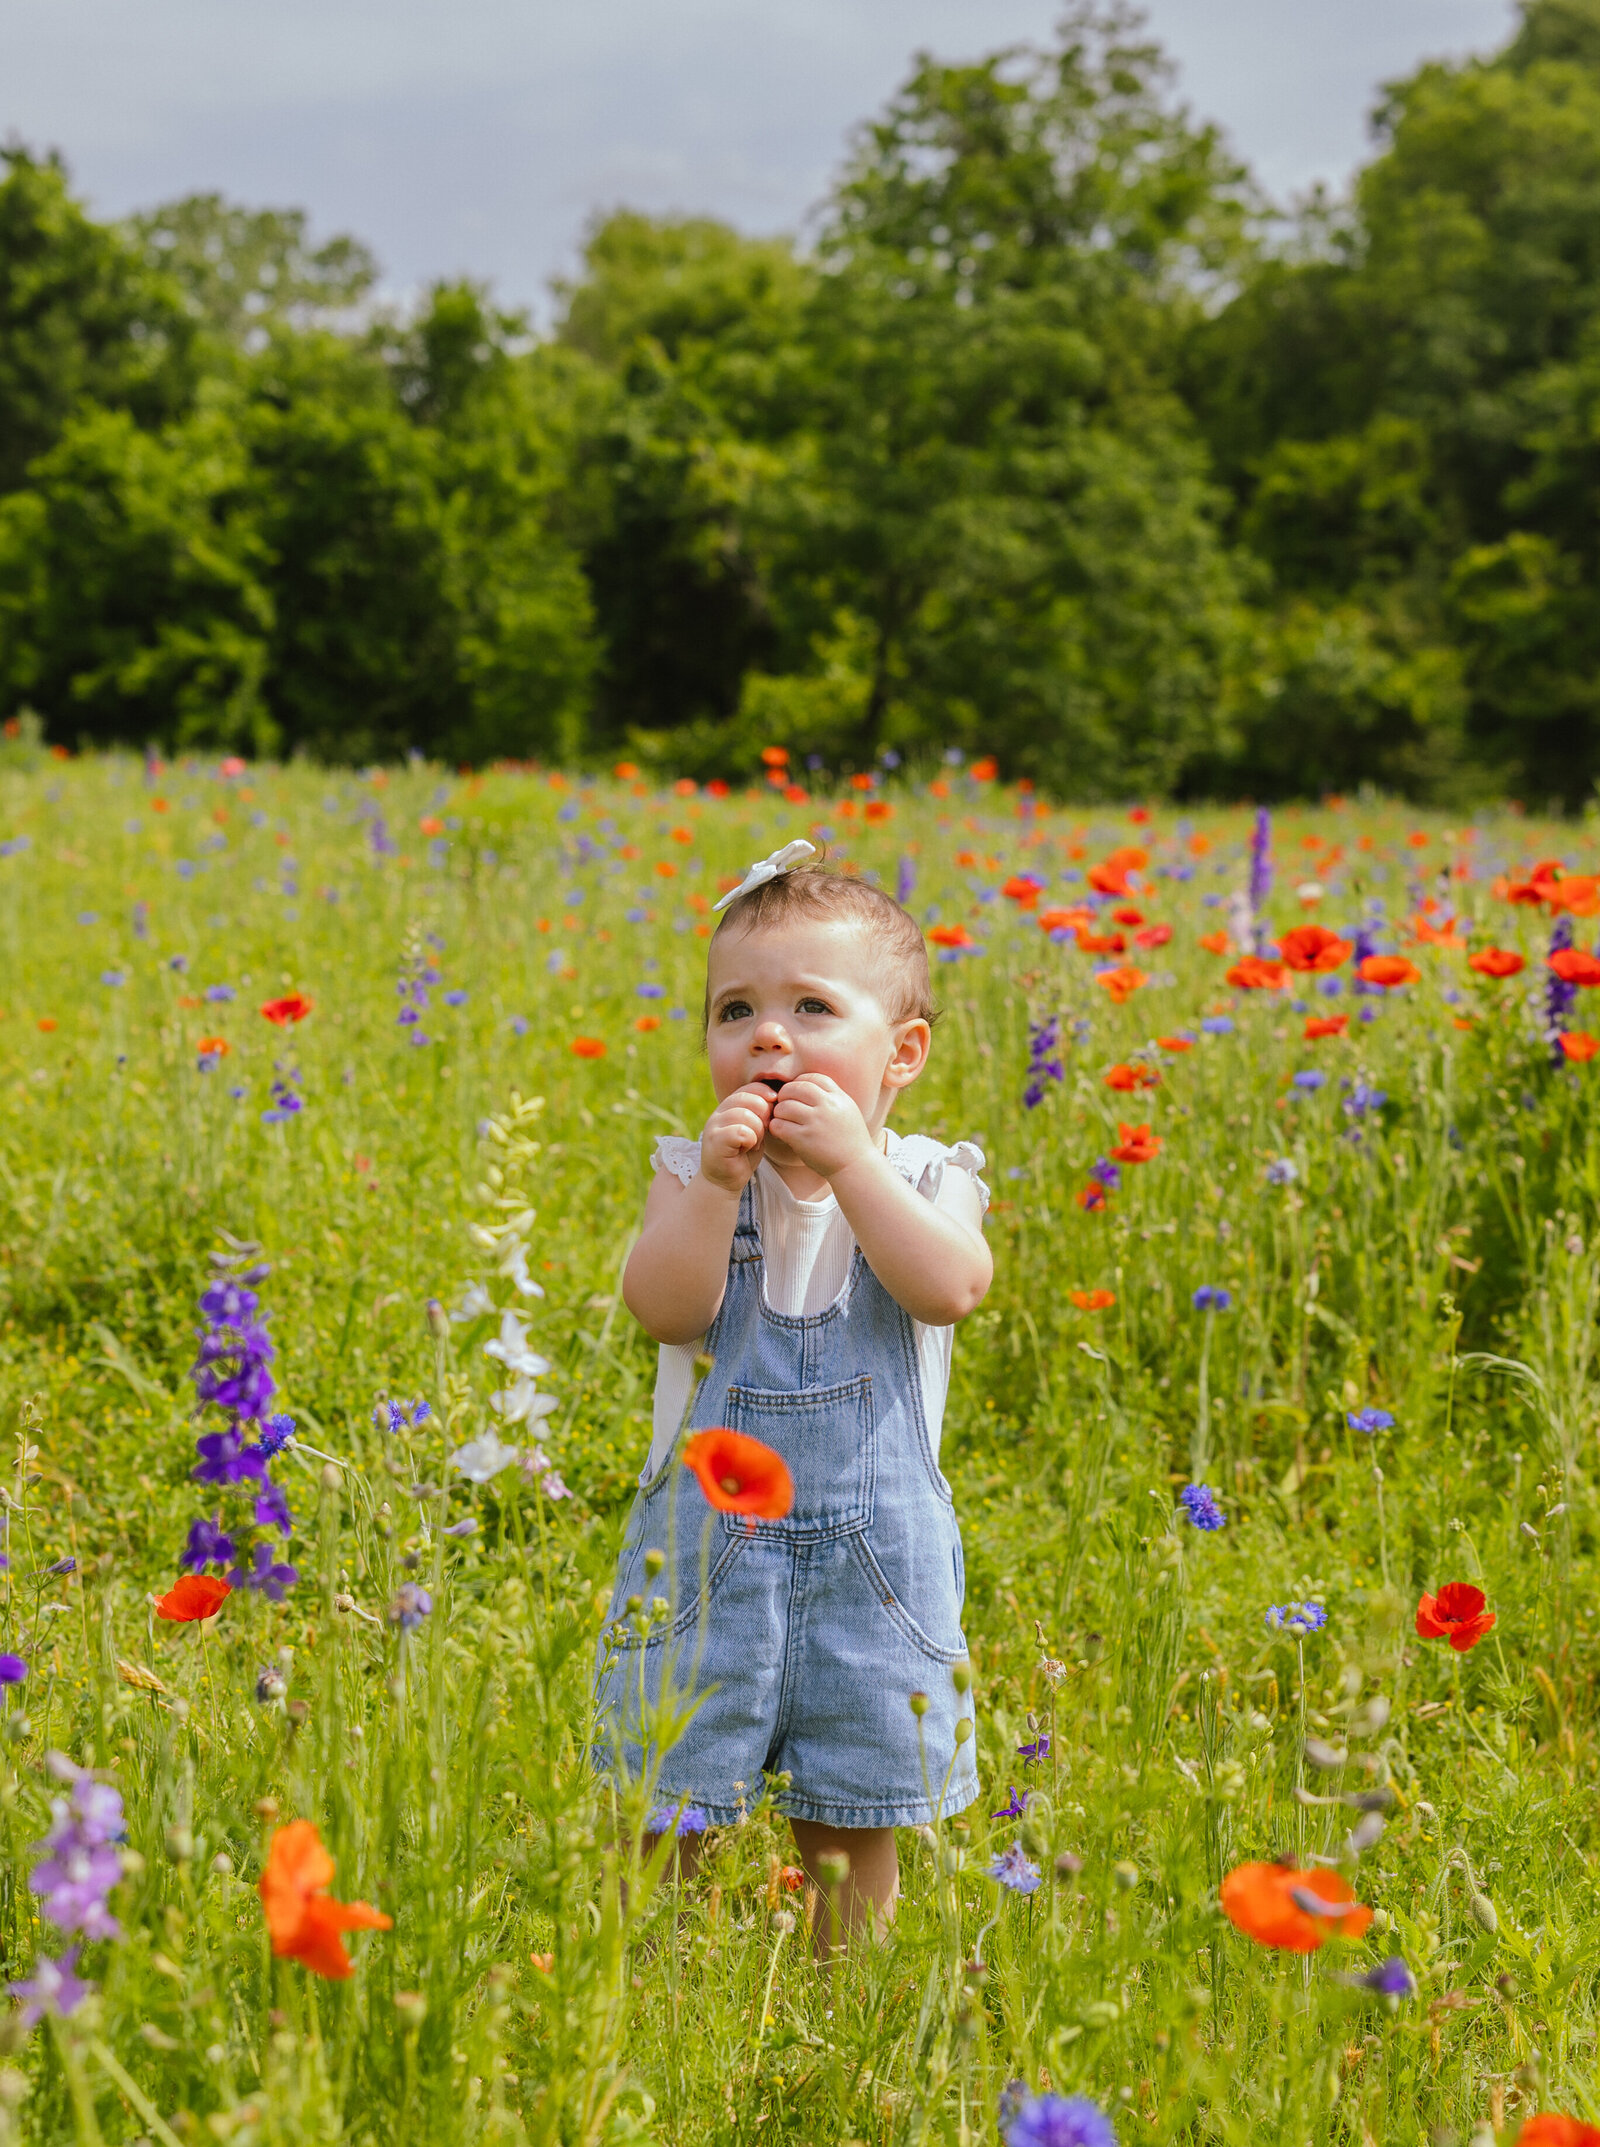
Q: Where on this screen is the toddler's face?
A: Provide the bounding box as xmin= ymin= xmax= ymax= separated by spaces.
xmin=704 ymin=916 xmax=922 ymax=1131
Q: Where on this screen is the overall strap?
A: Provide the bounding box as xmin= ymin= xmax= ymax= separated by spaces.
xmin=730 ymin=1180 xmax=763 ymax=1264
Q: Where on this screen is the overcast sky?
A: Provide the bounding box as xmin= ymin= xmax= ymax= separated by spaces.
xmin=5 ymin=0 xmax=1517 ymax=312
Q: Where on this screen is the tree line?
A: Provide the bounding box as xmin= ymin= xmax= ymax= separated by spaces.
xmin=3 ymin=0 xmax=1599 ymax=803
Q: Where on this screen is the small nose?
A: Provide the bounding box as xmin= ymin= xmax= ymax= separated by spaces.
xmin=751 ymin=1019 xmax=792 ymax=1056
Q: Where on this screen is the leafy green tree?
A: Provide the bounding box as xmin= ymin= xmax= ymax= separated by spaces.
xmin=0 ymin=149 xmax=196 ymax=495
xmin=126 ymin=194 xmax=378 ymax=347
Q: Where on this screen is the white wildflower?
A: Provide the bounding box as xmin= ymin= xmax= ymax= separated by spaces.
xmin=450 ymin=1282 xmax=495 ymax=1323
xmin=483 ymin=1310 xmax=551 ymax=1379
xmin=448 ymin=1433 xmax=521 ymax=1483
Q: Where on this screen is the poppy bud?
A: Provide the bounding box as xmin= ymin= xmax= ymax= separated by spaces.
xmin=394 ymin=1991 xmax=428 ymax=2028
xmin=1055 ymin=1851 xmax=1083 ymax=1881
xmin=954 ymin=1717 xmax=973 ymax=1745
xmin=426 ymin=1299 xmax=449 ymax=1339
xmin=816 ymin=1850 xmax=850 ymax=1889
xmin=1469 ymin=1892 xmax=1498 ymax=1934
xmin=908 ymin=1691 xmax=929 ymax=1718
xmin=1113 ymin=1860 xmax=1139 ymax=1891
xmin=166 ymin=1825 xmax=195 ymax=1863
xmin=320 ymin=1463 xmax=342 ymax=1493
xmin=644 ymin=1548 xmax=665 ymax=1579
xmin=951 ymin=1660 xmax=972 ymax=1695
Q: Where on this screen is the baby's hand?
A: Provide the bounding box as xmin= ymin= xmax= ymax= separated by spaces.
xmin=768 ymin=1074 xmax=876 ymax=1181
xmin=699 ymin=1084 xmax=775 ymax=1193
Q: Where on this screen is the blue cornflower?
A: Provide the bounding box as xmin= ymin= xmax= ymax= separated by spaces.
xmin=101 ymin=970 xmax=126 ymax=988
xmin=991 ymin=1785 xmax=1028 ymax=1819
xmin=987 ymin=1842 xmax=1042 ymax=1895
xmin=1265 ymin=1600 xmax=1327 ymax=1635
xmin=1265 ymin=1157 xmax=1299 ymax=1185
xmin=1088 ymin=1157 xmax=1121 ymax=1190
xmin=388 ymin=1583 xmax=433 ymax=1633
xmin=180 ymin=1516 xmax=236 ymax=1571
xmin=443 ymin=989 xmax=467 ymax=1007
xmin=1344 ymin=1082 xmax=1387 ymax=1119
xmin=39 ymin=1557 xmax=76 ymax=1578
xmin=636 ymin=981 xmax=666 ymax=999
xmin=1354 ymin=1957 xmax=1416 ymax=1999
xmin=1003 ymin=2093 xmax=1116 ymax=2147
xmin=1201 ymin=1015 xmax=1235 ymax=1035
xmin=1347 ymin=1409 xmax=1395 ymax=1436
xmin=1293 ymin=1069 xmax=1326 ymax=1091
xmin=1320 ymin=976 xmax=1343 ymax=997
xmin=0 ymin=1655 xmax=28 ymax=1684
xmin=647 ymin=1803 xmax=710 ymax=1838
xmin=1192 ymin=1285 xmax=1232 ymax=1312
xmin=1179 ymin=1483 xmax=1225 ymax=1531
xmin=204 ymin=984 xmax=235 ymax=1003
xmin=257 ymin=1414 xmax=296 ymax=1459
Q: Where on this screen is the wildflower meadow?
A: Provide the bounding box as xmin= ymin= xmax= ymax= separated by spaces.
xmin=1 ymin=738 xmax=1600 ymax=2146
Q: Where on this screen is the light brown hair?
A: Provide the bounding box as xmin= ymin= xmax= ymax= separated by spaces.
xmin=705 ymin=864 xmax=935 ymax=1026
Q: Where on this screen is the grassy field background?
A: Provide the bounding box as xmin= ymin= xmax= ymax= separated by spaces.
xmin=0 ymin=745 xmax=1596 ymax=2144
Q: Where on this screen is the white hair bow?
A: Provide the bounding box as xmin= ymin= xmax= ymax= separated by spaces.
xmin=711 ymin=838 xmax=817 ymax=912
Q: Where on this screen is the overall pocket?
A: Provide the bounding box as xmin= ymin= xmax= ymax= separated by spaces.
xmin=720 ymin=1375 xmax=876 ymax=1542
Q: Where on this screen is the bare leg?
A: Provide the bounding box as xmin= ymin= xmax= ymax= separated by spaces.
xmin=790 ymin=1818 xmax=898 ymax=1957
xmin=641 ymin=1832 xmax=705 ymax=1884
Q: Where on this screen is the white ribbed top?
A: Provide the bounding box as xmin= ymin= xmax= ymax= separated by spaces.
xmin=642 ymin=1130 xmax=988 ymax=1480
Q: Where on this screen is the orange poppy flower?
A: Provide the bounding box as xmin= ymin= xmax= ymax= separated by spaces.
xmin=1560 ymin=1031 xmax=1599 ymax=1063
xmin=259 ymin=1820 xmax=392 ymax=1979
xmin=260 ymin=994 xmax=313 ymax=1026
xmin=1110 ymin=1122 xmax=1161 ymax=1164
xmin=1104 ymin=1063 xmax=1158 ymax=1092
xmin=970 ymin=757 xmax=998 ymax=782
xmin=1070 ymin=1289 xmax=1116 ymax=1311
xmin=1039 ymin=906 xmax=1094 ymax=935
xmin=1415 ymin=1580 xmax=1495 ymax=1651
xmin=1227 ymin=957 xmax=1288 ymax=991
xmin=1549 ymin=875 xmax=1600 ymax=918
xmin=634 ymin=1015 xmax=661 ymax=1033
xmin=1110 ymin=906 xmax=1144 ymax=926
xmin=154 ymin=1575 xmax=230 ymax=1622
xmin=571 ymin=1037 xmax=606 ymax=1059
xmin=1086 ymin=861 xmax=1132 ymax=895
xmin=864 ymin=799 xmax=892 ymax=824
xmin=849 ymin=772 xmax=874 ymax=791
xmin=1469 ymin=948 xmax=1525 ymax=979
xmin=1095 ymin=965 xmax=1148 ymax=1004
xmin=37 ymin=1017 xmax=57 ymax=1032
xmin=1411 ymin=914 xmax=1466 ymax=948
xmin=1304 ymin=1015 xmax=1350 ymax=1040
xmin=1220 ymin=1862 xmax=1372 ymax=1952
xmin=1157 ymin=1035 xmax=1194 ymax=1052
xmin=1134 ymin=922 xmax=1173 ymax=949
xmin=760 ymin=746 xmax=789 ymax=768
xmin=928 ymin=924 xmax=974 ymax=949
xmin=1278 ymin=925 xmax=1353 ymax=973
xmin=1076 ymin=929 xmax=1126 ymax=955
xmin=1358 ymin=956 xmax=1421 ymax=988
xmin=1199 ymin=931 xmax=1231 ymax=956
xmin=418 ymin=815 xmax=444 ymax=837
xmin=613 ymin=761 xmax=639 ymax=780
xmin=1518 ymin=2118 xmax=1600 ymax=2147
xmin=196 ymin=1036 xmax=230 ymax=1058
xmin=682 ymin=1429 xmax=794 ymax=1520
xmin=1549 ymin=948 xmax=1600 ymax=988
xmin=1001 ymin=875 xmax=1041 ymax=907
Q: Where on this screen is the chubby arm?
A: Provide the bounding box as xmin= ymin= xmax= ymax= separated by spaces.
xmin=622 ymin=1085 xmax=774 ymax=1344
xmin=770 ymin=1077 xmax=993 ymax=1326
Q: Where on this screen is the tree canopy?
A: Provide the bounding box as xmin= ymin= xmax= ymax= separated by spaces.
xmin=2 ymin=0 xmax=1600 ymax=801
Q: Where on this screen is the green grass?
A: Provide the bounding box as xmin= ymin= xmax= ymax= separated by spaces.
xmin=0 ymin=744 xmax=1596 ymax=2144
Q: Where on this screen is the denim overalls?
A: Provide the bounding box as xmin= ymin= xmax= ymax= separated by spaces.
xmin=596 ymin=1168 xmax=978 ymax=1828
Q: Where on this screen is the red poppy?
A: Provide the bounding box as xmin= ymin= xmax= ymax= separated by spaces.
xmin=759 ymin=746 xmax=789 ymax=768
xmin=1070 ymin=1289 xmax=1116 ymax=1310
xmin=1199 ymin=931 xmax=1231 ymax=956
xmin=1415 ymin=1581 xmax=1496 ymax=1651
xmin=1278 ymin=925 xmax=1353 ymax=973
xmin=1560 ymin=1031 xmax=1599 ymax=1063
xmin=1110 ymin=906 xmax=1144 ymax=926
xmin=928 ymin=924 xmax=974 ymax=949
xmin=571 ymin=1037 xmax=606 ymax=1059
xmin=1227 ymin=956 xmax=1288 ymax=992
xmin=864 ymin=799 xmax=891 ymax=823
xmin=1549 ymin=875 xmax=1600 ymax=918
xmin=1038 ymin=906 xmax=1095 ymax=935
xmin=1157 ymin=1035 xmax=1194 ymax=1052
xmin=1469 ymin=947 xmax=1525 ymax=979
xmin=634 ymin=1015 xmax=661 ymax=1033
xmin=1358 ymin=955 xmax=1421 ymax=989
xmin=1110 ymin=1121 xmax=1161 ymax=1164
xmin=613 ymin=761 xmax=639 ymax=780
xmin=1549 ymin=948 xmax=1600 ymax=988
xmin=37 ymin=1017 xmax=57 ymax=1032
xmin=1220 ymin=1862 xmax=1372 ymax=1952
xmin=1075 ymin=929 xmax=1127 ymax=956
xmin=682 ymin=1429 xmax=794 ymax=1520
xmin=418 ymin=815 xmax=444 ymax=837
xmin=1095 ymin=965 xmax=1147 ymax=1004
xmin=1104 ymin=1063 xmax=1158 ymax=1092
xmin=196 ymin=1036 xmax=230 ymax=1058
xmin=1086 ymin=847 xmax=1145 ymax=896
xmin=1518 ymin=2118 xmax=1600 ymax=2147
xmin=970 ymin=757 xmax=998 ymax=782
xmin=1134 ymin=922 xmax=1173 ymax=948
xmin=154 ymin=1575 xmax=230 ymax=1622
xmin=1002 ymin=875 xmax=1042 ymax=908
xmin=1411 ymin=914 xmax=1466 ymax=948
xmin=1304 ymin=1015 xmax=1350 ymax=1040
xmin=259 ymin=1820 xmax=392 ymax=1979
xmin=260 ymin=994 xmax=313 ymax=1026
xmin=1077 ymin=1183 xmax=1107 ymax=1211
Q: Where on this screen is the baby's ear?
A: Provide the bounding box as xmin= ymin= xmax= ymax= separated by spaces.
xmin=886 ymin=1017 xmax=932 ymax=1086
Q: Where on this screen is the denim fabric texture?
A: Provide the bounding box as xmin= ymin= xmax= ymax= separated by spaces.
xmin=595 ymin=1170 xmax=979 ymax=1827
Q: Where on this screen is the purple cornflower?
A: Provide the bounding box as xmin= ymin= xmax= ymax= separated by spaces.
xmin=1293 ymin=1069 xmax=1325 ymax=1091
xmin=1004 ymin=2093 xmax=1117 ymax=2147
xmin=226 ymin=1542 xmax=299 ymax=1601
xmin=987 ymin=1842 xmax=1042 ymax=1895
xmin=1192 ymin=1285 xmax=1232 ymax=1312
xmin=1179 ymin=1482 xmax=1225 ymax=1531
xmin=257 ymin=1413 xmax=297 ymax=1459
xmin=648 ymin=1803 xmax=710 ymax=1838
xmin=30 ymin=1763 xmax=125 ymax=1941
xmin=180 ymin=1516 xmax=236 ymax=1572
xmin=991 ymin=1785 xmax=1028 ymax=1819
xmin=1265 ymin=1600 xmax=1327 ymax=1635
xmin=1353 ymin=1956 xmax=1416 ymax=1999
xmin=261 ymin=1075 xmax=304 ymax=1125
xmin=39 ymin=1557 xmax=76 ymax=1578
xmin=1201 ymin=1014 xmax=1234 ymax=1035
xmin=1023 ymin=1014 xmax=1065 ymax=1110
xmin=9 ymin=1947 xmax=91 ymax=2027
xmin=1343 ymin=1082 xmax=1387 ymax=1119
xmin=1265 ymin=1157 xmax=1299 ymax=1185
xmin=0 ymin=1654 xmax=27 ymax=1684
xmin=1347 ymin=1409 xmax=1395 ymax=1435
xmin=388 ymin=1583 xmax=433 ymax=1633
xmin=1087 ymin=1156 xmax=1121 ymax=1190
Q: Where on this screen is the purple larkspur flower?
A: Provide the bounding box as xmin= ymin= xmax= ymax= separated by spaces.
xmin=253 ymin=1477 xmax=293 ymax=1537
xmin=1004 ymin=2093 xmax=1117 ymax=2147
xmin=1017 ymin=1733 xmax=1051 ymax=1764
xmin=991 ymin=1785 xmax=1028 ymax=1819
xmin=987 ymin=1841 xmax=1042 ymax=1895
xmin=9 ymin=1946 xmax=91 ymax=2027
xmin=199 ymin=1278 xmax=260 ymax=1326
xmin=179 ymin=1516 xmax=236 ymax=1572
xmin=1088 ymin=1156 xmax=1121 ymax=1189
xmin=1248 ymin=807 xmax=1272 ymax=941
xmin=388 ymin=1583 xmax=433 ymax=1633
xmin=1545 ymin=917 xmax=1579 ymax=1055
xmin=39 ymin=1557 xmax=75 ymax=1577
xmin=30 ymin=1768 xmax=125 ymax=1940
xmin=226 ymin=1542 xmax=298 ymax=1601
xmin=192 ymin=1429 xmax=267 ymax=1488
xmin=1357 ymin=1956 xmax=1416 ymax=1998
xmin=0 ymin=1654 xmax=27 ymax=1684
xmin=1024 ymin=1014 xmax=1065 ymax=1110
xmin=647 ymin=1803 xmax=710 ymax=1837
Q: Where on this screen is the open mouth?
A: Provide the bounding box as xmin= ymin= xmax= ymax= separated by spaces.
xmin=754 ymin=1076 xmax=788 ymax=1097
